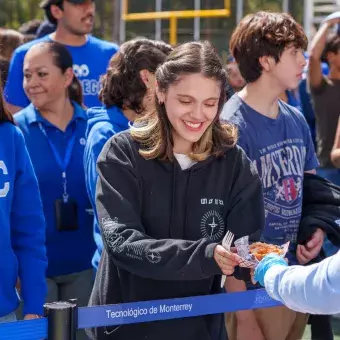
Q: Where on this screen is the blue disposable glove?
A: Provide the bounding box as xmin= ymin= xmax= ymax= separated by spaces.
xmin=254 ymin=254 xmax=288 ymax=286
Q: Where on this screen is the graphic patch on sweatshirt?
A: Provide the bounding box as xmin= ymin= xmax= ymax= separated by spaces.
xmin=101 ymin=217 xmax=163 ymax=263
xmin=200 ymin=210 xmax=225 ymax=241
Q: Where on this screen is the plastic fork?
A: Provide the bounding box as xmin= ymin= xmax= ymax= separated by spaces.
xmin=221 ymin=231 xmax=235 ymax=287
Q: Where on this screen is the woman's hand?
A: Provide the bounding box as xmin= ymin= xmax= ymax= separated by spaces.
xmin=24 ymin=314 xmax=42 ymax=320
xmin=214 ymin=245 xmax=240 ymax=275
xmin=297 ymin=228 xmax=324 ymax=265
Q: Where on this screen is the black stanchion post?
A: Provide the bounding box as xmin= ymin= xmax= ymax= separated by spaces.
xmin=44 ymin=300 xmax=78 ymax=340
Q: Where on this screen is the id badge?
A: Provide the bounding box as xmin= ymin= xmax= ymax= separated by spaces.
xmin=55 ymin=198 xmax=78 ymax=231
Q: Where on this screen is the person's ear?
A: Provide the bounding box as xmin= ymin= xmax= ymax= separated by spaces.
xmin=50 ymin=4 xmax=64 ymax=21
xmin=64 ymin=67 xmax=74 ymax=88
xmin=259 ymin=55 xmax=275 ymax=72
xmin=155 ymin=81 xmax=165 ymax=104
xmin=139 ymin=69 xmax=155 ymax=90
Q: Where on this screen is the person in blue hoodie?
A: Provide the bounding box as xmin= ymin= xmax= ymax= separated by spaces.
xmin=84 ymin=38 xmax=173 ymax=270
xmin=14 ymin=41 xmax=93 ymax=340
xmin=0 ymin=81 xmax=47 ymax=323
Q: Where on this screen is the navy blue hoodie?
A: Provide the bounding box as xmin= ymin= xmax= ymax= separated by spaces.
xmin=0 ymin=122 xmax=47 ymax=317
xmin=87 ymin=131 xmax=265 ymax=340
xmin=84 ymin=106 xmax=129 ymax=270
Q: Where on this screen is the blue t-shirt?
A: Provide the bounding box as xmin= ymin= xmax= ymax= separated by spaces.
xmin=222 ymin=94 xmax=319 ymax=262
xmin=14 ymin=102 xmax=95 ymax=277
xmin=4 ymin=35 xmax=118 ymax=108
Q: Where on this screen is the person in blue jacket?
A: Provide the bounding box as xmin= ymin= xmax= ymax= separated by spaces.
xmin=84 ymin=38 xmax=173 ymax=270
xmin=0 ymin=82 xmax=47 ymax=323
xmin=14 ymin=41 xmax=93 ymax=340
xmin=254 ymin=251 xmax=340 ymax=315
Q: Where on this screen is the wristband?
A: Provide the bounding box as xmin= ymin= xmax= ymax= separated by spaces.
xmin=254 ymin=253 xmax=288 ymax=286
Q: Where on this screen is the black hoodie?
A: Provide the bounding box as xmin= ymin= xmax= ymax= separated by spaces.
xmin=87 ymin=131 xmax=265 ymax=340
xmin=298 ymin=173 xmax=340 ymax=248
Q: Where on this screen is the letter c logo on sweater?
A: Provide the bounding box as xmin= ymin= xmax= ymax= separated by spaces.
xmin=0 ymin=160 xmax=9 ymax=198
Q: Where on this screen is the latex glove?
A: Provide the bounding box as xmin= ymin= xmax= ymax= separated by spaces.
xmin=254 ymin=254 xmax=288 ymax=286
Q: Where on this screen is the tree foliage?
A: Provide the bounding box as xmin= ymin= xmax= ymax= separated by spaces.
xmin=0 ymin=0 xmax=303 ymax=49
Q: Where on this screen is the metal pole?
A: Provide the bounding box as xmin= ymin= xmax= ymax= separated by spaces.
xmin=236 ymin=0 xmax=243 ymax=23
xmin=119 ymin=0 xmax=126 ymax=44
xmin=112 ymin=0 xmax=120 ymax=43
xmin=282 ymin=0 xmax=289 ymax=13
xmin=169 ymin=17 xmax=177 ymax=45
xmin=44 ymin=301 xmax=78 ymax=340
xmin=155 ymin=0 xmax=162 ymax=40
xmin=304 ymin=0 xmax=313 ymax=41
xmin=194 ymin=0 xmax=201 ymax=41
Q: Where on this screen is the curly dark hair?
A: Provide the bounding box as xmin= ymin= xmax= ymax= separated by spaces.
xmin=230 ymin=11 xmax=308 ymax=83
xmin=99 ymin=38 xmax=173 ymax=113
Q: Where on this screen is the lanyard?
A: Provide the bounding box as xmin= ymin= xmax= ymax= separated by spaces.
xmin=38 ymin=122 xmax=77 ymax=203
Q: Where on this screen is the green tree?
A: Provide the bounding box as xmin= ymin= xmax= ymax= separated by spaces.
xmin=0 ymin=0 xmax=304 ymax=48
xmin=0 ymin=0 xmax=43 ymax=29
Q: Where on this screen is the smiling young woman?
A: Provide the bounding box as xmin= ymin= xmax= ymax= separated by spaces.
xmin=131 ymin=42 xmax=237 ymax=161
xmin=87 ymin=41 xmax=265 ymax=340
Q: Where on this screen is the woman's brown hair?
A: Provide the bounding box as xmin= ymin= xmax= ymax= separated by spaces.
xmin=0 ymin=80 xmax=14 ymax=124
xmin=0 ymin=29 xmax=24 ymax=61
xmin=131 ymin=41 xmax=237 ymax=162
xmin=99 ymin=38 xmax=172 ymax=113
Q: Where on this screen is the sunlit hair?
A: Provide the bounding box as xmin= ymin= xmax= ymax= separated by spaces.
xmin=131 ymin=41 xmax=237 ymax=162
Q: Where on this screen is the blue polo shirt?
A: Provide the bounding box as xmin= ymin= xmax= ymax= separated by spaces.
xmin=14 ymin=102 xmax=95 ymax=277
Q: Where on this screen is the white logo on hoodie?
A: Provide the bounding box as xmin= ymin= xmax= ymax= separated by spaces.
xmin=200 ymin=210 xmax=225 ymax=241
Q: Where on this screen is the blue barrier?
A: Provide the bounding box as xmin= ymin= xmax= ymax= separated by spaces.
xmin=0 ymin=289 xmax=282 ymax=339
xmin=0 ymin=317 xmax=47 ymax=340
xmin=78 ymin=289 xmax=281 ymax=329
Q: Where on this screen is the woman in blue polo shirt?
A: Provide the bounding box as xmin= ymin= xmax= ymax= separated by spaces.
xmin=14 ymin=42 xmax=94 ymax=338
xmin=0 ymin=83 xmax=47 ymax=323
